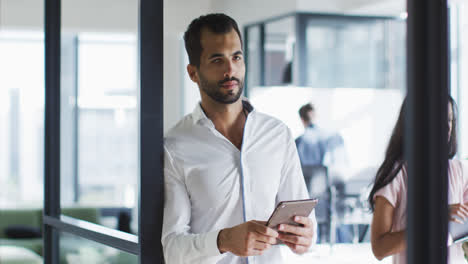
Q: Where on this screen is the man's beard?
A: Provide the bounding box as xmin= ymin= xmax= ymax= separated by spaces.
xmin=198 ymin=72 xmax=244 ymax=104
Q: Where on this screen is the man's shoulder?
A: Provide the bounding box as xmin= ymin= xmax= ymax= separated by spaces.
xmin=252 ymin=110 xmax=288 ymax=131
xmin=164 ymin=114 xmax=196 ymax=147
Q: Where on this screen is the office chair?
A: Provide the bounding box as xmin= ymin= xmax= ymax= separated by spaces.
xmin=301 ymin=164 xmax=335 ymax=244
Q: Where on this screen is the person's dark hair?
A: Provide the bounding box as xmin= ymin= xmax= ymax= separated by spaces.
xmin=184 ymin=13 xmax=242 ymax=68
xmin=368 ymin=96 xmax=458 ymax=211
xmin=299 ymin=103 xmax=315 ymax=124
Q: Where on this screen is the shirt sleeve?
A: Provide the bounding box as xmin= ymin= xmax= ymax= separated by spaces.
xmin=277 ymin=128 xmax=318 ymax=247
xmin=373 ymin=167 xmax=404 ymax=208
xmin=161 ymin=145 xmax=225 ymax=264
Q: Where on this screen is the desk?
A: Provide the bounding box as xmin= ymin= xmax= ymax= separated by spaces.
xmin=280 ymin=243 xmax=392 ymax=264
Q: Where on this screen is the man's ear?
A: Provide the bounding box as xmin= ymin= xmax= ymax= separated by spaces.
xmin=187 ymin=64 xmax=199 ymax=83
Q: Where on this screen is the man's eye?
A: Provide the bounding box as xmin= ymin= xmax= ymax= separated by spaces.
xmin=212 ymin=59 xmax=221 ymax=63
xmin=234 ymin=56 xmax=242 ymax=61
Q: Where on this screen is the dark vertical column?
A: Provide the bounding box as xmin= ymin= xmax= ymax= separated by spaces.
xmin=295 ymin=14 xmax=307 ymax=86
xmin=44 ymin=0 xmax=61 ymax=263
xmin=243 ymin=27 xmax=250 ymax=97
xmin=72 ymin=36 xmax=80 ymax=203
xmin=139 ymin=0 xmax=164 ymax=263
xmin=259 ymin=24 xmax=266 ymax=86
xmin=406 ymin=0 xmax=449 ymax=263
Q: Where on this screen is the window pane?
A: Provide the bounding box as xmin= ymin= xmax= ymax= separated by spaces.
xmin=306 ymin=18 xmax=388 ymax=88
xmin=60 ymin=0 xmax=139 ymax=234
xmin=303 ymin=17 xmax=405 ymax=89
xmin=0 ymin=31 xmax=44 ymax=208
xmin=450 ymin=2 xmax=468 ymax=160
xmin=264 ymin=16 xmax=295 ymax=86
xmin=247 ymin=26 xmax=262 ymax=89
xmin=247 ymin=14 xmax=406 ymax=264
xmin=60 ymin=232 xmax=138 ymax=264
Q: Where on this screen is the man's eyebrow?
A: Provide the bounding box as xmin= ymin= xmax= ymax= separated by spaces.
xmin=207 ymin=51 xmax=243 ymax=60
xmin=208 ymin=53 xmax=223 ymax=60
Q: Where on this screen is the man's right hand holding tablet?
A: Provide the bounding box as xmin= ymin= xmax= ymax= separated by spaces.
xmin=217 ymin=220 xmax=279 ymax=257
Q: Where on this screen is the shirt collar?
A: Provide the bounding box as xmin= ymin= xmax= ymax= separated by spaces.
xmin=192 ymin=99 xmax=255 ymax=125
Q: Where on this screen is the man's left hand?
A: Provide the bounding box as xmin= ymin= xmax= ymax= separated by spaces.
xmin=277 ymin=216 xmax=314 ymax=254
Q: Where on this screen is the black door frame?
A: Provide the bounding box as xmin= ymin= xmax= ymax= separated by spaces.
xmin=43 ymin=0 xmax=164 ymax=263
xmin=407 ymin=0 xmax=450 ymax=263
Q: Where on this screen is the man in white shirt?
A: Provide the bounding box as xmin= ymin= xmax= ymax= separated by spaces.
xmin=162 ymin=13 xmax=317 ymax=264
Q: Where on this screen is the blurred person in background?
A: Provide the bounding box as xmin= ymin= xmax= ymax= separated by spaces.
xmin=368 ymin=96 xmax=468 ymax=264
xmin=296 ymin=102 xmax=352 ymax=243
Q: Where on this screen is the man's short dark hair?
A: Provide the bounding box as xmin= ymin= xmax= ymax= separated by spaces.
xmin=299 ymin=103 xmax=315 ymax=123
xmin=184 ymin=13 xmax=243 ymax=68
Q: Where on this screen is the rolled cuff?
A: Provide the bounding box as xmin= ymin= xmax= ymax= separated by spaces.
xmin=204 ymin=229 xmax=225 ymax=257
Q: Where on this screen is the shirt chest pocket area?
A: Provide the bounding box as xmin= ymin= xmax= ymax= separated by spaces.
xmin=245 ymin=153 xmax=282 ymax=204
xmin=184 ymin=162 xmax=242 ymax=211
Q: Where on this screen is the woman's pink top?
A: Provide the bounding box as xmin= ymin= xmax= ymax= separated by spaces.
xmin=374 ymin=159 xmax=468 ymax=264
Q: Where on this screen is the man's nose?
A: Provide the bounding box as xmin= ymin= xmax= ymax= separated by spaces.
xmin=223 ymin=60 xmax=234 ymax=78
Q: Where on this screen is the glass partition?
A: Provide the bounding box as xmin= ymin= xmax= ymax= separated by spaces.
xmin=60 ymin=0 xmax=138 ymax=234
xmin=60 ymin=232 xmax=138 ymax=264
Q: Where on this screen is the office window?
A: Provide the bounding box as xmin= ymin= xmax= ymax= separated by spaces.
xmin=59 ymin=232 xmax=138 ymax=263
xmin=0 ymin=31 xmax=45 ymax=208
xmin=60 ymin=33 xmax=139 ymax=233
xmin=305 ymin=19 xmax=386 ymax=88
xmin=77 ymin=34 xmax=138 ymax=208
xmin=245 ymin=14 xmax=405 ymax=90
xmin=246 ymin=26 xmax=262 ymax=89
xmin=450 ymin=2 xmax=468 ymax=160
xmin=265 ymin=16 xmax=295 ymax=86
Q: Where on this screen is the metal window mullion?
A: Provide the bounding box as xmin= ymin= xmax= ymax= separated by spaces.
xmin=295 ymin=14 xmax=307 ymax=86
xmin=73 ymin=35 xmax=80 ymax=203
xmin=259 ymin=24 xmax=265 ymax=86
xmin=43 ymin=215 xmax=139 ymax=254
xmin=44 ymin=0 xmax=61 ymax=263
xmin=243 ymin=26 xmax=249 ymax=96
xmin=139 ymin=0 xmax=164 ymax=263
xmin=406 ymin=0 xmax=450 ymax=263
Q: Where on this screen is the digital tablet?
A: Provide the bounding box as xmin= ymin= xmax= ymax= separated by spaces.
xmin=449 ymin=220 xmax=468 ymax=244
xmin=266 ymin=199 xmax=318 ymax=230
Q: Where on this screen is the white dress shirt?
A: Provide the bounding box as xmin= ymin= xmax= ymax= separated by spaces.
xmin=162 ymin=101 xmax=317 ymax=264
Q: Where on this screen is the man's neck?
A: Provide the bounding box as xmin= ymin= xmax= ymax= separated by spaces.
xmin=200 ymin=97 xmax=244 ymax=131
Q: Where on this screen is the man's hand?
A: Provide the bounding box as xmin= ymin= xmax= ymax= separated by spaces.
xmin=217 ymin=220 xmax=278 ymax=257
xmin=449 ymin=203 xmax=468 ymax=223
xmin=277 ymin=216 xmax=314 ymax=254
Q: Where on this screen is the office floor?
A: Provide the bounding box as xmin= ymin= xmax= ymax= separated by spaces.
xmin=280 ymin=243 xmax=392 ymax=264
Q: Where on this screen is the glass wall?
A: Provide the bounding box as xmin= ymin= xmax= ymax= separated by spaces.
xmin=0 ymin=31 xmax=45 ymax=208
xmin=59 ymin=0 xmax=139 ymax=234
xmin=241 ymin=7 xmax=467 ymax=263
xmin=265 ymin=16 xmax=295 ymax=86
xmin=246 ymin=26 xmax=262 ymax=90
xmin=306 ymin=19 xmax=386 ymax=88
xmin=60 ymin=232 xmax=138 ymax=264
xmin=244 ymin=12 xmax=405 ymax=263
xmin=245 ymin=14 xmax=405 ymax=90
xmin=450 ymin=2 xmax=468 ymax=160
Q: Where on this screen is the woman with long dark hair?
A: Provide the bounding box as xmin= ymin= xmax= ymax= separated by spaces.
xmin=368 ymin=96 xmax=468 ymax=264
